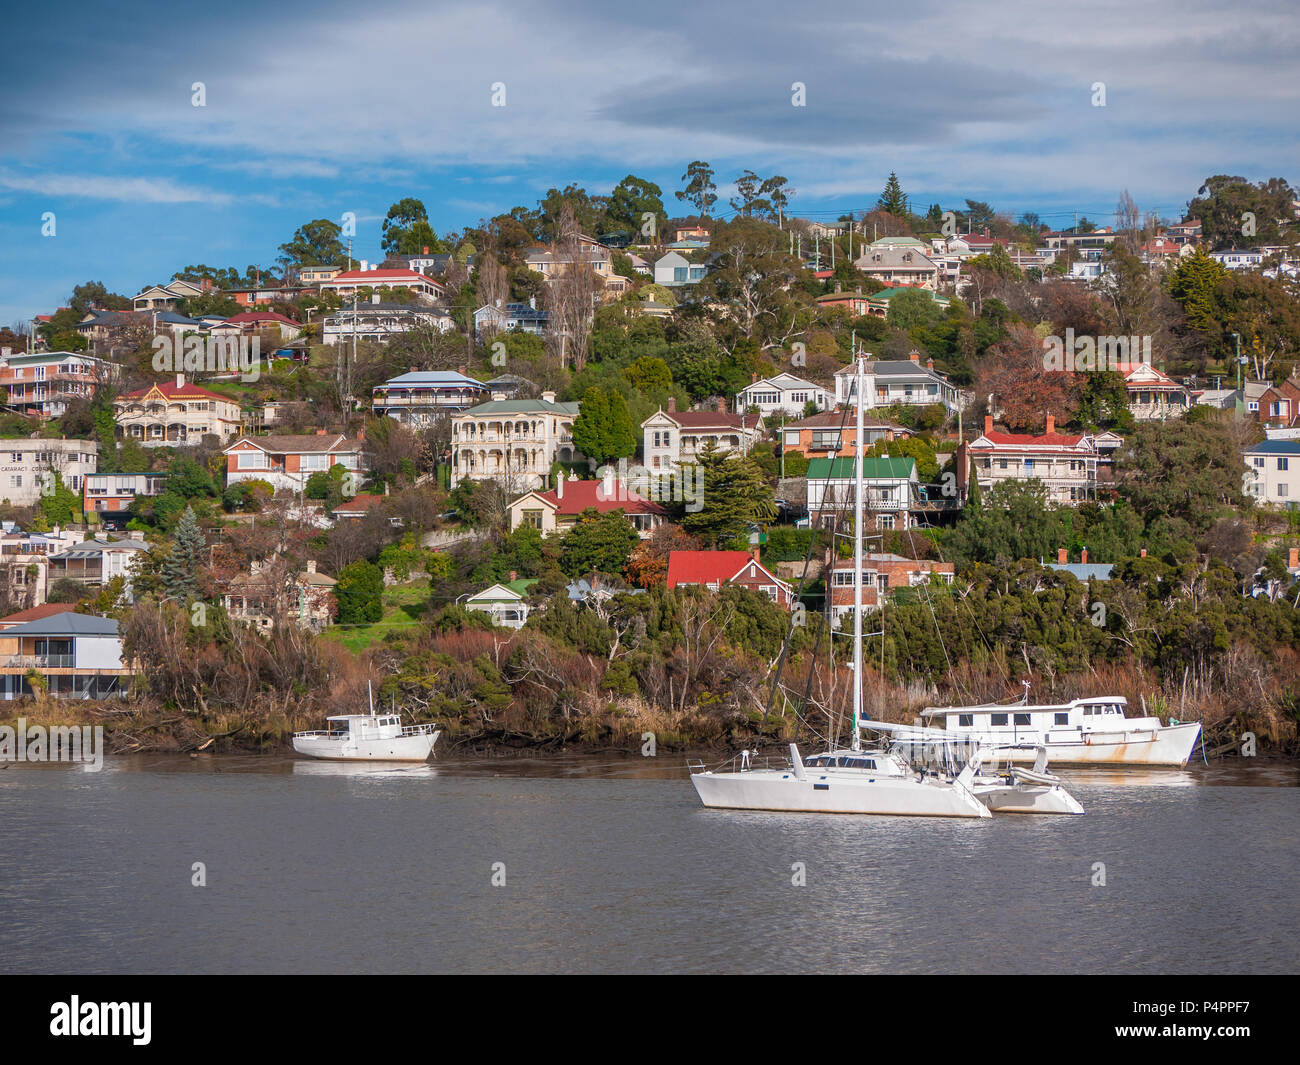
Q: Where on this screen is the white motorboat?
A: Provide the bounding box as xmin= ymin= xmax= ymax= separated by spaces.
xmin=292 ymin=688 xmax=440 ymax=762
xmin=916 ymin=695 xmax=1201 ymax=767
xmin=688 ymin=357 xmax=991 ymax=819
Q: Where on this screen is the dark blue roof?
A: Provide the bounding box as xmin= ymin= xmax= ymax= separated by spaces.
xmin=1246 ymin=440 xmax=1300 ymax=455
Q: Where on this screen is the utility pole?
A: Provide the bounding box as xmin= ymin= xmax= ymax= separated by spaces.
xmin=1233 ymin=332 xmax=1243 ymax=388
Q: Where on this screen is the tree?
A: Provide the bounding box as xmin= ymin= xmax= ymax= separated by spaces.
xmin=543 ymin=202 xmax=599 ymax=370
xmin=279 ymin=219 xmax=347 ymax=268
xmin=1187 ymin=175 xmax=1297 ymax=249
xmin=336 ymin=560 xmax=384 ymax=623
xmin=571 ymin=387 xmax=637 ymax=466
xmin=676 ymin=442 xmax=776 ymax=548
xmin=877 ymin=172 xmax=908 ymax=217
xmin=886 ymin=288 xmax=946 ymax=331
xmin=626 ymin=524 xmax=699 ymax=588
xmin=975 ymin=323 xmax=1082 ymax=432
xmin=677 ymin=161 xmax=718 ymax=216
xmin=558 ymin=509 xmax=640 ymax=578
xmin=160 ymin=506 xmax=205 ymax=602
xmin=759 ymin=175 xmax=793 ymax=224
xmin=1166 ymin=248 xmax=1228 ymax=339
xmin=381 ymin=198 xmax=443 ymax=256
xmin=623 ymin=356 xmax=673 ymax=395
xmin=699 ymin=218 xmax=806 ymax=347
xmin=730 ymin=170 xmax=767 ymax=217
xmin=37 ymin=472 xmax=83 ymax=525
xmin=606 ymin=175 xmax=665 ymax=240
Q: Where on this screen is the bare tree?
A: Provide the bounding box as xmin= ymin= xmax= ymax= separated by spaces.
xmin=542 ymin=203 xmax=598 ymax=371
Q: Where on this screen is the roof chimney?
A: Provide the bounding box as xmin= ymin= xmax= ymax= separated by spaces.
xmin=1057 ymin=547 xmax=1067 ymax=565
xmin=667 ymin=396 xmax=676 ymax=413
xmin=908 ymin=350 xmax=920 ymax=363
xmin=422 ymin=246 xmax=430 ymax=255
xmin=1080 ymin=547 xmax=1088 ymax=564
xmin=1290 ymin=547 xmax=1299 ymax=569
xmin=541 ymin=390 xmax=556 ymax=404
xmin=984 ymin=414 xmax=993 ymax=435
xmin=716 ymin=397 xmax=727 ymax=414
xmin=175 ymin=373 xmax=185 ymax=389
xmin=1140 ymin=548 xmax=1147 ymax=558
xmin=752 ymin=372 xmax=758 ymax=383
xmin=360 ymin=259 xmax=369 ymax=272
xmin=926 ymin=357 xmax=934 ymax=371
xmin=556 ymin=476 xmax=563 ymax=500
xmin=1045 ymin=414 xmax=1055 ymax=435
xmin=509 ymin=570 xmax=517 ymax=582
xmin=751 ymin=546 xmax=762 ymax=563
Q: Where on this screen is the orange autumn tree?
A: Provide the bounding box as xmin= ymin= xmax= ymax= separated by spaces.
xmin=975 ymin=323 xmax=1084 ymax=433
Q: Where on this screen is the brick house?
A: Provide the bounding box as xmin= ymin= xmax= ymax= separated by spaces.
xmin=827 ymin=552 xmax=955 ymax=627
xmin=223 ymin=433 xmax=368 ymax=494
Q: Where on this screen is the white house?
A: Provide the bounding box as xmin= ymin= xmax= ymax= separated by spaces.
xmin=833 ymin=354 xmax=964 ymax=413
xmin=450 ymin=393 xmax=581 ymax=490
xmin=641 ymin=398 xmax=762 ymax=474
xmin=0 ymin=612 xmax=134 ymax=700
xmin=465 ymin=579 xmax=536 ymax=629
xmin=805 ymin=456 xmax=920 ymax=530
xmin=736 ymin=373 xmax=833 ymax=418
xmin=1244 ymin=440 xmax=1300 ymax=506
xmin=323 ymin=300 xmax=456 ymax=345
xmin=1210 ymin=248 xmax=1266 ymax=270
xmin=653 ymin=252 xmax=708 ymax=287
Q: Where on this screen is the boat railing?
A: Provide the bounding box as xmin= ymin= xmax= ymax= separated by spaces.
xmin=688 ymin=750 xmax=790 ymax=774
xmin=398 ymin=723 xmax=439 ymax=736
xmin=292 ymin=729 xmax=348 ymax=739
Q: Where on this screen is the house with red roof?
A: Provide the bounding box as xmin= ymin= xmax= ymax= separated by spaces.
xmin=507 ymin=471 xmax=667 ymax=537
xmin=331 ymin=493 xmax=387 ymax=520
xmin=1116 ymin=361 xmax=1191 ymax=421
xmin=318 ymin=267 xmax=447 ymax=303
xmin=223 ymin=432 xmax=368 ymax=494
xmin=666 ymin=549 xmax=794 ymax=608
xmin=965 ymin=415 xmax=1100 ymax=504
xmin=113 ymin=373 xmax=242 ymax=445
xmin=641 ymin=397 xmax=763 ymax=474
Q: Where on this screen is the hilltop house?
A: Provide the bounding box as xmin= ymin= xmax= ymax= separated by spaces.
xmin=735 ymin=373 xmax=833 ymax=418
xmin=47 ymin=535 xmax=150 ymax=587
xmin=324 ymin=301 xmax=456 ymax=345
xmin=0 ymin=351 xmax=114 ymax=419
xmin=666 ymin=550 xmax=794 ymax=608
xmin=473 ymin=300 xmax=551 ymax=337
xmin=223 ymin=433 xmax=368 ymax=494
xmin=851 ymin=244 xmax=941 ymax=289
xmin=113 ymin=374 xmax=243 ymax=445
xmin=965 ymin=415 xmax=1100 ymax=505
xmin=653 ymin=252 xmax=708 ymax=287
xmin=222 ymin=560 xmax=338 ymax=633
xmin=131 ymin=279 xmax=207 ymax=312
xmin=0 ymin=611 xmax=135 ymax=700
xmin=450 ymin=393 xmax=581 ymax=490
xmin=833 ymin=354 xmax=963 ymax=413
xmin=507 ymin=471 xmax=666 ymax=537
xmin=641 ymin=398 xmax=762 ymax=474
xmin=318 ymin=267 xmax=447 ymax=303
xmin=372 ymin=370 xmax=488 ymax=425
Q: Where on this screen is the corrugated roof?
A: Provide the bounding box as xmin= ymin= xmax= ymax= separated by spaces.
xmin=1 ymin=613 xmax=119 ymax=636
xmin=806 ymin=456 xmax=916 ymax=479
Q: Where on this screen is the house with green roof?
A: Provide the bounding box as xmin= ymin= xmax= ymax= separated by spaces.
xmin=805 ymin=455 xmax=919 ymax=530
xmin=450 ymin=390 xmax=584 ymax=491
xmin=464 ymin=578 xmax=539 ymax=629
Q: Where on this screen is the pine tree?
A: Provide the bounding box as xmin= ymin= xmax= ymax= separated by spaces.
xmin=571 ymin=387 xmax=612 ymax=464
xmin=877 ymin=172 xmax=908 ymax=217
xmin=161 ymin=505 xmax=204 ymax=601
xmin=678 ymin=442 xmax=777 ymax=548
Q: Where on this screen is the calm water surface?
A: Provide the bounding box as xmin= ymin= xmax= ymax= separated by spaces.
xmin=0 ymin=752 xmax=1296 ymax=974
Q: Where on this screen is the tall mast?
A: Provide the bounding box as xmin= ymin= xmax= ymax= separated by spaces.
xmin=851 ymin=354 xmax=865 ymax=753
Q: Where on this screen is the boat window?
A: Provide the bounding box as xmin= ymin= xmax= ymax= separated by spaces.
xmin=1055 ymin=712 xmax=1069 ymax=725
xmin=1014 ymin=713 xmax=1031 ymax=726
xmin=958 ymin=713 xmax=973 ymax=727
xmin=991 ymin=713 xmax=1008 ymax=726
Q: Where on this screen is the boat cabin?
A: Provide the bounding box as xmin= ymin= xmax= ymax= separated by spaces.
xmin=921 ymin=697 xmax=1131 ymax=738
xmin=323 ymin=713 xmax=405 ymax=738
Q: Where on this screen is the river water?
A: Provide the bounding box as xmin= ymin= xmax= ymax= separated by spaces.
xmin=1 ymin=752 xmax=1296 ymax=974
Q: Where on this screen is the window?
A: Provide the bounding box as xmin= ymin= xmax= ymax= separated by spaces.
xmin=1024 ymin=459 xmax=1034 ymax=470
xmin=8 ymin=476 xmax=20 ymax=488
xmin=1254 ymin=457 xmax=1265 ymax=467
xmin=237 ymin=451 xmax=268 ymax=470
xmin=1279 ymin=458 xmax=1289 ymax=472
xmin=522 ymin=509 xmax=543 ymax=530
xmin=1280 ymin=484 xmax=1288 ymax=498
xmin=1055 ymin=712 xmax=1069 ymax=725
xmin=991 ymin=713 xmax=1008 ymax=726
xmin=1014 ymin=713 xmax=1031 ymax=726
xmin=673 ymin=267 xmax=687 ymax=282
xmin=958 ymin=714 xmax=973 ymax=727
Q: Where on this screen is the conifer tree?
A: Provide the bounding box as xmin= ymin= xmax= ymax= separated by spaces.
xmin=161 ymin=505 xmax=204 ymax=602
xmin=877 ymin=172 xmax=908 ymax=217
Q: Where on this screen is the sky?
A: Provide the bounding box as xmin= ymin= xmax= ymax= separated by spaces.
xmin=1 ymin=0 xmax=1298 ymax=327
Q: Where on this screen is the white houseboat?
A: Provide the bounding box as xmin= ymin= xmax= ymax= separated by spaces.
xmin=917 ymin=696 xmax=1200 ymax=767
xmin=292 ymin=712 xmax=440 ymax=762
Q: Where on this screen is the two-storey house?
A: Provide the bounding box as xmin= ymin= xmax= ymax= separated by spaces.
xmin=641 ymin=398 xmax=762 ymax=474
xmin=114 ymin=375 xmax=242 ymax=446
xmin=966 ymin=415 xmax=1099 ymax=504
xmin=450 ymin=393 xmax=581 ymax=490
xmin=223 ymin=433 xmax=368 ymax=494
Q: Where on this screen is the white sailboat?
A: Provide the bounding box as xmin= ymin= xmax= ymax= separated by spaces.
xmin=292 ymin=685 xmax=440 ymax=762
xmin=689 ymin=356 xmax=991 ymax=818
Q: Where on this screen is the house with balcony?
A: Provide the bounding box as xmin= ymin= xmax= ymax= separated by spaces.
xmin=781 ymin=413 xmax=910 ymax=459
xmin=223 ymin=433 xmax=368 ymax=494
xmin=833 ymin=353 xmax=964 ymax=413
xmin=735 ymin=373 xmax=833 ymax=418
xmin=114 ymin=374 xmax=242 ymax=446
xmin=827 ymin=552 xmax=955 ymax=627
xmin=965 ymin=415 xmax=1100 ymax=505
xmin=666 ymin=550 xmax=794 ymax=608
xmin=324 ymin=301 xmax=456 ymax=346
xmin=222 ymin=311 xmax=303 ymax=341
xmin=372 ymin=370 xmax=488 ymax=426
xmin=641 ymin=398 xmax=762 ymax=475
xmin=0 ymin=529 xmax=82 ymax=609
xmin=450 ymin=393 xmax=581 ymax=490
xmin=805 ymin=456 xmax=921 ymax=530
xmin=131 ymin=279 xmax=208 ymax=312
xmin=507 ymin=472 xmax=666 ymax=537
xmin=82 ymin=473 xmax=168 ymax=521
xmin=851 ymin=244 xmax=940 ymax=289
xmin=47 ymin=535 xmax=150 ymax=587
xmin=1244 ymin=440 xmax=1300 ymax=507
xmin=318 ymin=267 xmax=448 ymax=303
xmin=1119 ymin=362 xmax=1192 ymax=421
xmin=0 ymin=351 xmax=114 ymax=419
xmin=0 ymin=611 xmax=134 ymax=700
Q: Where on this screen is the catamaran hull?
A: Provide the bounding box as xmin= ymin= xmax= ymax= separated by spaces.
xmin=691 ymin=771 xmax=991 ymax=818
xmin=291 ymin=731 xmax=440 ymax=762
xmin=973 ymin=783 xmax=1085 ymax=815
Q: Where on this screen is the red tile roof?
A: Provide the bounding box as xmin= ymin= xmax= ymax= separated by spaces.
xmin=667 ymin=550 xmax=760 ymax=588
xmin=664 ymin=410 xmax=761 ymax=430
xmin=536 ymin=480 xmax=666 ymax=516
xmin=0 ymin=602 xmax=78 ymax=626
xmin=325 ymin=270 xmax=444 ymax=284
xmin=979 ymin=430 xmax=1086 ymax=447
xmin=121 ymin=380 xmax=231 ymax=401
xmin=332 ymin=493 xmax=385 ymax=515
xmin=224 ymin=311 xmax=300 ymax=326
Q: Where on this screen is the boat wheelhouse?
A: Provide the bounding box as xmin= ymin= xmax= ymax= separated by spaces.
xmin=292 ymin=712 xmax=440 ymax=762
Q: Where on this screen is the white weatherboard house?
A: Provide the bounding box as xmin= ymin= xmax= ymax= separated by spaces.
xmin=450 ymin=393 xmax=581 ymax=490
xmin=833 ymin=354 xmax=964 ymax=413
xmin=736 ymin=373 xmax=833 ymax=418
